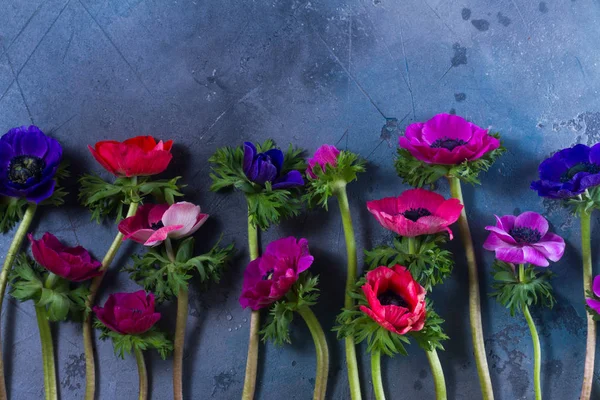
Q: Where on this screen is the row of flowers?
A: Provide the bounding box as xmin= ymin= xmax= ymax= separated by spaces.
xmin=0 ymin=113 xmax=598 ymax=400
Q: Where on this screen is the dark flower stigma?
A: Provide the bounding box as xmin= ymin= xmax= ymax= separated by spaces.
xmin=8 ymin=155 xmax=45 ymax=185
xmin=402 ymin=207 xmax=432 ymax=222
xmin=560 ymin=162 xmax=600 ymax=182
xmin=262 ymin=269 xmax=274 ymax=280
xmin=509 ymin=227 xmax=542 ymax=244
xmin=377 ymin=290 xmax=408 ymax=308
xmin=430 ymin=137 xmax=467 ymax=151
xmin=151 ymin=221 xmax=164 ymax=229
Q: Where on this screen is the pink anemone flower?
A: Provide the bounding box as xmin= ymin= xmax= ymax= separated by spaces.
xmin=307 ymin=144 xmax=341 ymax=179
xmin=483 ymin=211 xmax=565 ymax=267
xmin=399 ymin=113 xmax=500 ymax=165
xmin=366 ymin=188 xmax=463 ymax=239
xmin=118 ymin=201 xmax=208 ymax=247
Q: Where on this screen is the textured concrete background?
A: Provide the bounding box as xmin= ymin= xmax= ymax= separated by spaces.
xmin=0 ymin=0 xmax=599 ymax=399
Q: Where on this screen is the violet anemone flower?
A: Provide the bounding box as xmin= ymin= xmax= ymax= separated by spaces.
xmin=307 ymin=144 xmax=340 ymax=179
xmin=531 ymin=144 xmax=600 ymax=199
xmin=239 ymin=237 xmax=314 ymax=310
xmin=366 ymin=188 xmax=463 ymax=239
xmin=243 ymin=142 xmax=304 ymax=189
xmin=0 ymin=126 xmax=62 ymax=203
xmin=118 ymin=201 xmax=208 ymax=247
xmin=483 ymin=211 xmax=565 ymax=267
xmin=399 ymin=113 xmax=500 ymax=165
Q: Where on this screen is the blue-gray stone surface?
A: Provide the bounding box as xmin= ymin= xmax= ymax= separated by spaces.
xmin=1 ymin=0 xmax=599 ymax=399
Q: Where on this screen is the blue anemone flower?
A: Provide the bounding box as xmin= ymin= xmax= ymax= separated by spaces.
xmin=531 ymin=143 xmax=600 ymax=199
xmin=242 ymin=142 xmax=303 ymax=189
xmin=0 ymin=126 xmax=62 ymax=203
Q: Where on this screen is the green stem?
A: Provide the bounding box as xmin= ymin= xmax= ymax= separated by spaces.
xmin=335 ymin=182 xmax=362 ymax=400
xmin=407 ymin=236 xmax=447 ymax=399
xmin=371 ymin=350 xmax=385 ymax=400
xmin=84 ymin=201 xmax=139 ymax=400
xmin=134 ymin=347 xmax=148 ymax=400
xmin=407 ymin=236 xmax=416 ymax=255
xmin=447 ymin=176 xmax=493 ymax=400
xmin=166 ymin=238 xmax=187 ymax=400
xmin=36 ymin=306 xmax=57 ymax=400
xmin=580 ymin=211 xmax=595 ymax=400
xmin=0 ymin=202 xmax=36 ymax=398
xmin=426 ymin=350 xmax=447 ymax=400
xmin=242 ymin=213 xmax=260 ymax=400
xmin=298 ymin=307 xmax=330 ymax=400
xmin=522 ymin=304 xmax=542 ymax=400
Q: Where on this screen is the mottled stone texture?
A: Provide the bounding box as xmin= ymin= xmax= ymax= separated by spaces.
xmin=0 ymin=0 xmax=599 ymax=399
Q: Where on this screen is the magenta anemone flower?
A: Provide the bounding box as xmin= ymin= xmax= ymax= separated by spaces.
xmin=483 ymin=211 xmax=565 ymax=267
xmin=239 ymin=237 xmax=314 ymax=310
xmin=399 ymin=113 xmax=500 ymax=165
xmin=118 ymin=201 xmax=208 ymax=247
xmin=307 ymin=144 xmax=341 ymax=179
xmin=366 ymin=188 xmax=463 ymax=239
xmin=93 ymin=290 xmax=161 ymax=335
xmin=586 ymin=276 xmax=600 ymax=314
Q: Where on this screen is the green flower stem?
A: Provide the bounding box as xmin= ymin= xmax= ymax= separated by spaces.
xmin=580 ymin=210 xmax=595 ymax=400
xmin=297 ymin=306 xmax=330 ymax=400
xmin=134 ymin=347 xmax=148 ymax=400
xmin=166 ymin=238 xmax=187 ymax=400
xmin=0 ymin=202 xmax=37 ymax=398
xmin=426 ymin=350 xmax=447 ymax=400
xmin=84 ymin=201 xmax=140 ymax=400
xmin=334 ymin=182 xmax=362 ymax=400
xmin=447 ymin=176 xmax=493 ymax=400
xmin=242 ymin=213 xmax=260 ymax=400
xmin=371 ymin=350 xmax=385 ymax=400
xmin=36 ymin=306 xmax=58 ymax=400
xmin=407 ymin=237 xmax=447 ymax=400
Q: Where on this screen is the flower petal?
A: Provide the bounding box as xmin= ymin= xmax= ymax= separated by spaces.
xmin=531 ymin=232 xmax=565 ymax=262
xmin=514 ymin=211 xmax=549 ymax=237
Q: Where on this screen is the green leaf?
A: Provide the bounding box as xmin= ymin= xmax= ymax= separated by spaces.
xmin=94 ymin=320 xmax=173 ymax=359
xmin=40 ymin=160 xmax=71 ymax=207
xmin=209 ymin=140 xmax=306 ymax=230
xmin=260 ymin=273 xmax=320 ymax=346
xmin=490 ymin=260 xmax=555 ymax=316
xmin=9 ymin=254 xmax=44 ymax=301
xmin=0 ymin=196 xmax=29 ymax=233
xmin=394 ymin=133 xmax=505 ymax=187
xmin=79 ymin=175 xmax=185 ymax=223
xmin=126 ymin=241 xmax=235 ymax=302
xmin=364 ymin=235 xmax=454 ymax=291
xmin=304 ymin=150 xmax=366 ymax=210
xmin=39 ymin=288 xmax=71 ymax=321
xmin=410 ymin=301 xmax=449 ymax=352
xmin=176 ymin=237 xmax=195 ymax=263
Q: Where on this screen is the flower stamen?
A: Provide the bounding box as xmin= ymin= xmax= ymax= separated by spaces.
xmin=509 ymin=227 xmax=542 ymax=244
xmin=8 ymin=155 xmax=45 ymax=185
xmin=377 ymin=290 xmax=408 ymax=308
xmin=430 ymin=137 xmax=467 ymax=151
xmin=402 ymin=207 xmax=432 ymax=222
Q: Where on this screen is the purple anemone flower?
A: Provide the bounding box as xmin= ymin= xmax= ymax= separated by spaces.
xmin=483 ymin=211 xmax=565 ymax=267
xmin=0 ymin=126 xmax=62 ymax=203
xmin=239 ymin=236 xmax=314 ymax=310
xmin=531 ymin=144 xmax=600 ymax=199
xmin=586 ymin=276 xmax=600 ymax=314
xmin=243 ymin=142 xmax=304 ymax=189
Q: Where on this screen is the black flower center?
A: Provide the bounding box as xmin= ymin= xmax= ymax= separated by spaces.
xmin=402 ymin=207 xmax=432 ymax=222
xmin=430 ymin=137 xmax=467 ymax=151
xmin=131 ymin=309 xmax=143 ymax=315
xmin=262 ymin=269 xmax=274 ymax=281
xmin=377 ymin=290 xmax=408 ymax=308
xmin=509 ymin=227 xmax=542 ymax=244
xmin=560 ymin=162 xmax=600 ymax=182
xmin=151 ymin=221 xmax=164 ymax=229
xmin=8 ymin=155 xmax=45 ymax=185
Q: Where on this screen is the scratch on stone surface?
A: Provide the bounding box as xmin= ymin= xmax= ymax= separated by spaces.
xmin=397 ymin=24 xmax=416 ymax=119
xmin=335 ymin=128 xmax=349 ymax=146
xmin=422 ymin=0 xmax=456 ymax=36
xmin=574 ymin=55 xmax=586 ymax=81
xmin=0 ymin=0 xmax=50 ymax=61
xmin=0 ymin=81 xmax=15 ymax=105
xmin=52 ymin=113 xmax=78 ymax=133
xmin=365 ymin=140 xmax=384 ymax=160
xmin=77 ymin=0 xmax=152 ymax=95
xmin=11 ymin=332 xmax=36 ymax=347
xmin=67 ymin=214 xmax=81 ymax=245
xmin=61 ymin=353 xmax=85 ymax=390
xmin=5 ymin=50 xmax=34 ymax=124
xmin=17 ymin=0 xmax=72 ymax=76
xmin=346 ymin=16 xmax=353 ymax=148
xmin=509 ymin=0 xmax=529 ymax=31
xmin=62 ymin=29 xmax=75 ymax=61
xmin=310 ymin=25 xmax=387 ymax=119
